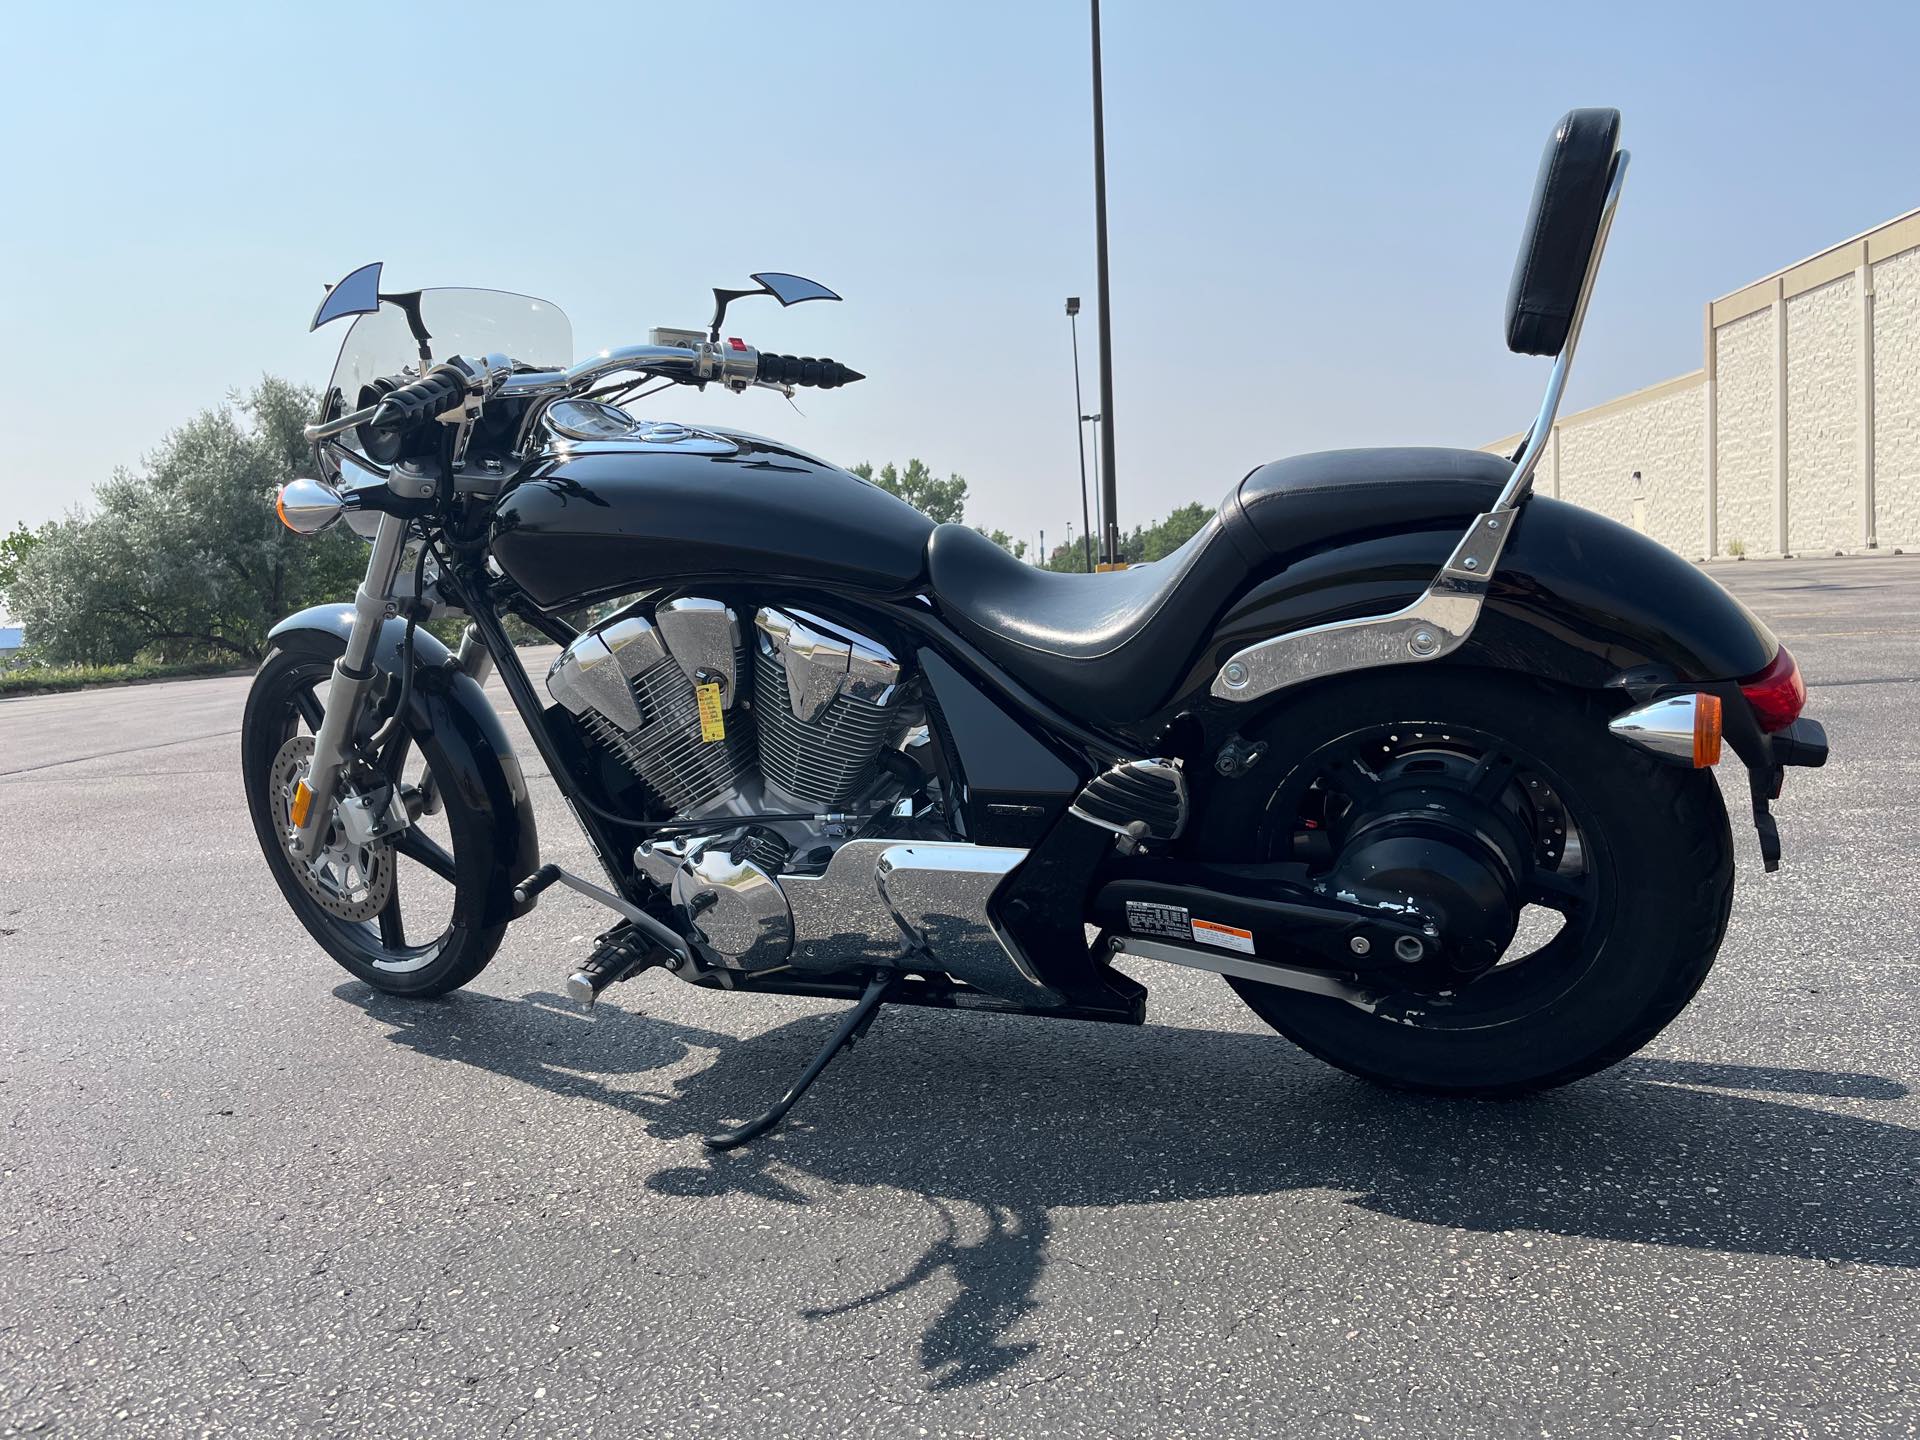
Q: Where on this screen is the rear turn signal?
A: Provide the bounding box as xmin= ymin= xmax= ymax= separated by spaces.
xmin=1692 ymin=692 xmax=1723 ymax=768
xmin=1608 ymin=692 xmax=1723 ymax=768
xmin=1739 ymin=646 xmax=1807 ymax=733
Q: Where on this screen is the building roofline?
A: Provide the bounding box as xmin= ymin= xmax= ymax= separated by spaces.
xmin=1710 ymin=204 xmax=1920 ymax=305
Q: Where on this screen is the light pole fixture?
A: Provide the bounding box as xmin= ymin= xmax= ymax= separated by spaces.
xmin=1066 ymin=297 xmax=1094 ymax=573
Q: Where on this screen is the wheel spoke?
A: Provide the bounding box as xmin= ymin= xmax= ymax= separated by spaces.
xmin=293 ymin=685 xmax=325 ymax=732
xmin=377 ymin=885 xmax=406 ymax=949
xmin=1466 ymin=748 xmax=1519 ymax=803
xmin=1525 ymin=868 xmax=1588 ymax=913
xmin=1319 ymin=752 xmax=1380 ymax=802
xmin=394 ymin=828 xmax=458 ymax=884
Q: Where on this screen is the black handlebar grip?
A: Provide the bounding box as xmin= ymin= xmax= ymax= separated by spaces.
xmin=369 ymin=366 xmax=468 ymax=432
xmin=757 ymin=353 xmax=865 ymax=389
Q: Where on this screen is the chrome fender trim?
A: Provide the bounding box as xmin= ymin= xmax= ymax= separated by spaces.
xmin=1212 ymin=512 xmax=1511 ymax=701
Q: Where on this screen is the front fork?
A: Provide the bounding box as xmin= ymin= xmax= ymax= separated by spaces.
xmin=291 ymin=512 xmax=410 ymax=860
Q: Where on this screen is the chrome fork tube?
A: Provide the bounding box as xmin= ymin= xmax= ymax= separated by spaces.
xmin=453 ymin=623 xmax=494 ymax=687
xmin=292 ymin=512 xmax=410 ymax=860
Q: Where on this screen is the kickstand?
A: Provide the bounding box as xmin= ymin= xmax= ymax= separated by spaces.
xmin=703 ymin=971 xmax=893 ymax=1151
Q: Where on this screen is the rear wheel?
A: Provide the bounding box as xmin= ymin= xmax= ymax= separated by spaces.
xmin=242 ymin=646 xmax=506 ymax=996
xmin=1198 ymin=670 xmax=1734 ymax=1095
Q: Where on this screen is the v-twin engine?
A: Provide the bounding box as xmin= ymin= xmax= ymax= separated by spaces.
xmin=542 ymin=597 xmax=1047 ymax=1002
xmin=546 ymin=598 xmax=910 ymax=817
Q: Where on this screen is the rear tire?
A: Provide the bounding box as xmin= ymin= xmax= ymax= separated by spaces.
xmin=1197 ymin=669 xmax=1734 ymax=1095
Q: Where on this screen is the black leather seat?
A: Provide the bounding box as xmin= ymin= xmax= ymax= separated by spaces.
xmin=927 ymin=447 xmax=1512 ymax=722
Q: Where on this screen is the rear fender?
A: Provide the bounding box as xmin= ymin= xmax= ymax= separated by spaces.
xmin=1193 ymin=495 xmax=1777 ymax=696
xmin=267 ymin=604 xmax=540 ymax=925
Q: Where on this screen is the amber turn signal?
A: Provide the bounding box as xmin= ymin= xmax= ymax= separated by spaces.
xmin=1608 ymin=692 xmax=1724 ymax=769
xmin=275 ymin=477 xmax=347 ymax=535
xmin=1691 ymin=692 xmax=1723 ymax=768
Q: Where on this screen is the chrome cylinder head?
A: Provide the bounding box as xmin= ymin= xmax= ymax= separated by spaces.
xmin=752 ymin=607 xmax=905 ymax=808
xmin=546 ymin=602 xmax=753 ymax=813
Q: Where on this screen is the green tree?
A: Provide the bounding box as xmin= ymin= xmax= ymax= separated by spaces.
xmin=10 ymin=378 xmax=366 ymax=665
xmin=977 ymin=528 xmax=1028 ymax=561
xmin=850 ymin=458 xmax=969 ymax=526
xmin=0 ymin=522 xmax=46 ymax=605
xmin=1036 ymin=501 xmax=1213 ymax=572
xmin=1135 ymin=501 xmax=1211 ymax=561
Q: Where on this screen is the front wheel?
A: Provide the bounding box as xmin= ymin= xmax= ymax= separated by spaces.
xmin=1197 ymin=670 xmax=1734 ymax=1095
xmin=242 ymin=645 xmax=507 ymax=996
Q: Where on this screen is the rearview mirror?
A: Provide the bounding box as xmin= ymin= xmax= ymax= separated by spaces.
xmin=751 ymin=272 xmax=841 ymax=307
xmin=709 ymin=271 xmax=842 ymax=339
xmin=310 ymin=261 xmax=384 ymax=331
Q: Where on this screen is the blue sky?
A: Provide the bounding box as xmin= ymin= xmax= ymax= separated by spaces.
xmin=4 ymin=1 xmax=1919 ymax=554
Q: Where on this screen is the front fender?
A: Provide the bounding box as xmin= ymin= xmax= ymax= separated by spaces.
xmin=1198 ymin=495 xmax=1776 ymax=694
xmin=267 ymin=604 xmax=540 ymax=925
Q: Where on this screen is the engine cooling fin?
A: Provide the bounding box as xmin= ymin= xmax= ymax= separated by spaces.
xmin=578 ymin=647 xmax=754 ymax=812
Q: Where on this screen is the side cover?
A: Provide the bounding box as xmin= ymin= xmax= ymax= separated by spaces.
xmin=1192 ymin=495 xmax=1778 ymax=700
xmin=267 ymin=605 xmax=541 ymax=926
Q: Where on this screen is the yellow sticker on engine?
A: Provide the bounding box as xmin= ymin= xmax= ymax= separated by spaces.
xmin=695 ymin=682 xmax=726 ymax=743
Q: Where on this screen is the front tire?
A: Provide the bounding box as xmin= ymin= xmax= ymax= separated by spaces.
xmin=1198 ymin=670 xmax=1734 ymax=1095
xmin=242 ymin=645 xmax=507 ymax=997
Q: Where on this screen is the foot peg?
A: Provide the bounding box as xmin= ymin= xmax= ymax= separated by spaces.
xmin=567 ymin=923 xmax=669 ymax=1009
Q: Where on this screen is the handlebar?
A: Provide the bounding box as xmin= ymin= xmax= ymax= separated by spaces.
xmin=307 ymin=339 xmax=864 ymax=448
xmin=370 ymin=368 xmax=467 ymax=431
xmin=755 ymin=353 xmax=864 ymax=389
xmin=303 ymin=364 xmax=470 ymax=444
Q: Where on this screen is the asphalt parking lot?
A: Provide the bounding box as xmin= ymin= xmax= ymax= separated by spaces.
xmin=2 ymin=555 xmax=1916 ymax=1438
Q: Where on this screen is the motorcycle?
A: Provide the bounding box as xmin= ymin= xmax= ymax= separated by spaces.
xmin=245 ymin=108 xmax=1827 ymax=1148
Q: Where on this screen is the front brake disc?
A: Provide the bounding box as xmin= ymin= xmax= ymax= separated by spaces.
xmin=270 ymin=734 xmax=392 ymax=923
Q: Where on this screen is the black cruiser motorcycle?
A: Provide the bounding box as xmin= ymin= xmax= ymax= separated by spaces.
xmin=246 ymin=109 xmax=1826 ymax=1147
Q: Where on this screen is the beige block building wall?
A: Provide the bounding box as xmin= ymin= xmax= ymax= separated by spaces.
xmin=1489 ymin=206 xmax=1920 ymax=559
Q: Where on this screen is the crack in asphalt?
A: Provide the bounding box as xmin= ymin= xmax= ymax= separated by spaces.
xmin=0 ymin=728 xmax=240 ymax=778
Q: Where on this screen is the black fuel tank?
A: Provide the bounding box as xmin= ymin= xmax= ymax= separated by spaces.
xmin=490 ymin=431 xmax=933 ymax=610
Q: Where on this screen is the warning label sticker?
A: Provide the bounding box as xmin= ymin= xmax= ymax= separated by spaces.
xmin=1125 ymin=900 xmax=1191 ymax=939
xmin=694 ymin=682 xmax=727 ymax=743
xmin=1190 ymin=917 xmax=1256 ymax=954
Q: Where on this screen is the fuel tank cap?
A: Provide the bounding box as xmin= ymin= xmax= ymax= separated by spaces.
xmin=628 ymin=420 xmax=738 ymax=454
xmin=544 ymin=401 xmax=738 ymax=454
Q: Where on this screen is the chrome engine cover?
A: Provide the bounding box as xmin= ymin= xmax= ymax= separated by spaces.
xmin=638 ymin=834 xmax=1056 ymax=1003
xmin=637 ymin=835 xmax=793 ymax=971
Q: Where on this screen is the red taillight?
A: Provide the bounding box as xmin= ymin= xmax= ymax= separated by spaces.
xmin=1740 ymin=645 xmax=1806 ymax=733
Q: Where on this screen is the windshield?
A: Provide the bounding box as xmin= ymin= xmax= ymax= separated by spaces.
xmin=322 ymin=287 xmax=573 ymax=426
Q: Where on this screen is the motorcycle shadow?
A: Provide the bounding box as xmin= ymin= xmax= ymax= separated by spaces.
xmin=337 ymin=980 xmax=1918 ymax=1391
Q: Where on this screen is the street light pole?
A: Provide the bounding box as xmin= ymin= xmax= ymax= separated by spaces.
xmin=1066 ymin=298 xmax=1094 ymax=573
xmin=1090 ymin=0 xmax=1119 ymax=565
xmin=1082 ymin=411 xmax=1104 ymax=557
